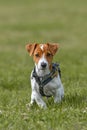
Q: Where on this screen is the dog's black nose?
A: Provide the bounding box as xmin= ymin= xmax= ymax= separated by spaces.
xmin=41 ymin=62 xmax=47 ymax=68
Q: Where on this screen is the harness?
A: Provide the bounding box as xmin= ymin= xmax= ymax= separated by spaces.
xmin=32 ymin=63 xmax=61 ymax=97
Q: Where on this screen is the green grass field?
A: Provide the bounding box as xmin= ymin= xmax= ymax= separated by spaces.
xmin=0 ymin=0 xmax=87 ymax=129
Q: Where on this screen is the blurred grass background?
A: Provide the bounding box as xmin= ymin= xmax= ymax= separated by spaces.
xmin=0 ymin=0 xmax=87 ymax=130
xmin=0 ymin=0 xmax=87 ymax=45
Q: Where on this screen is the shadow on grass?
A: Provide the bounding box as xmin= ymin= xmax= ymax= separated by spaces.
xmin=63 ymin=92 xmax=86 ymax=108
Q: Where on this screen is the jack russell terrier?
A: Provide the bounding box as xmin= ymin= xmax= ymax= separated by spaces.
xmin=26 ymin=43 xmax=64 ymax=109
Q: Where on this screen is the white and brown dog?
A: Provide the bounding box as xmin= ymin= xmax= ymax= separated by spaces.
xmin=26 ymin=43 xmax=64 ymax=109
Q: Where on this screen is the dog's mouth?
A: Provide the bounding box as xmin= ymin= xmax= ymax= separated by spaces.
xmin=39 ymin=68 xmax=47 ymax=71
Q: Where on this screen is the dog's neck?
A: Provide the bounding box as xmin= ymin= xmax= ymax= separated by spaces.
xmin=35 ymin=64 xmax=51 ymax=77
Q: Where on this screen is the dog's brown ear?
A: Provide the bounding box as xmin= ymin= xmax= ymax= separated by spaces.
xmin=26 ymin=43 xmax=38 ymax=56
xmin=47 ymin=43 xmax=59 ymax=55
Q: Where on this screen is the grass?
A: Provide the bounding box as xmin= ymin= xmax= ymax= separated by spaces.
xmin=0 ymin=0 xmax=87 ymax=129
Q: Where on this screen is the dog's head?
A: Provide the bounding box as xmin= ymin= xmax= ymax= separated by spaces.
xmin=26 ymin=43 xmax=59 ymax=71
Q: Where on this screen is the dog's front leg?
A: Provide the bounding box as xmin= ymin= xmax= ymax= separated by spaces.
xmin=30 ymin=85 xmax=47 ymax=109
xmin=29 ymin=90 xmax=47 ymax=109
xmin=30 ymin=78 xmax=47 ymax=108
xmin=54 ymin=89 xmax=62 ymax=103
xmin=54 ymin=76 xmax=64 ymax=103
xmin=54 ymin=86 xmax=64 ymax=103
xmin=34 ymin=91 xmax=47 ymax=109
xmin=29 ymin=91 xmax=35 ymax=106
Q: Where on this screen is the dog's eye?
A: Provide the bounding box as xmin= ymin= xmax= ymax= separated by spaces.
xmin=46 ymin=52 xmax=51 ymax=57
xmin=35 ymin=53 xmax=39 ymax=57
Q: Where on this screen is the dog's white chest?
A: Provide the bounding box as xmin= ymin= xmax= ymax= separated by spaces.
xmin=43 ymin=75 xmax=61 ymax=96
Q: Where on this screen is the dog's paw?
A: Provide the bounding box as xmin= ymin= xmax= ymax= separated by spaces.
xmin=54 ymin=97 xmax=62 ymax=103
xmin=38 ymin=103 xmax=47 ymax=109
xmin=26 ymin=102 xmax=33 ymax=110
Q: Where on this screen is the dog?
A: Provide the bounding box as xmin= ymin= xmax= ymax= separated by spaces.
xmin=26 ymin=43 xmax=64 ymax=109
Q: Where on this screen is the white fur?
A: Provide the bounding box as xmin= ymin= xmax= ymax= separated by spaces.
xmin=29 ymin=54 xmax=64 ymax=109
xmin=40 ymin=44 xmax=44 ymax=51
